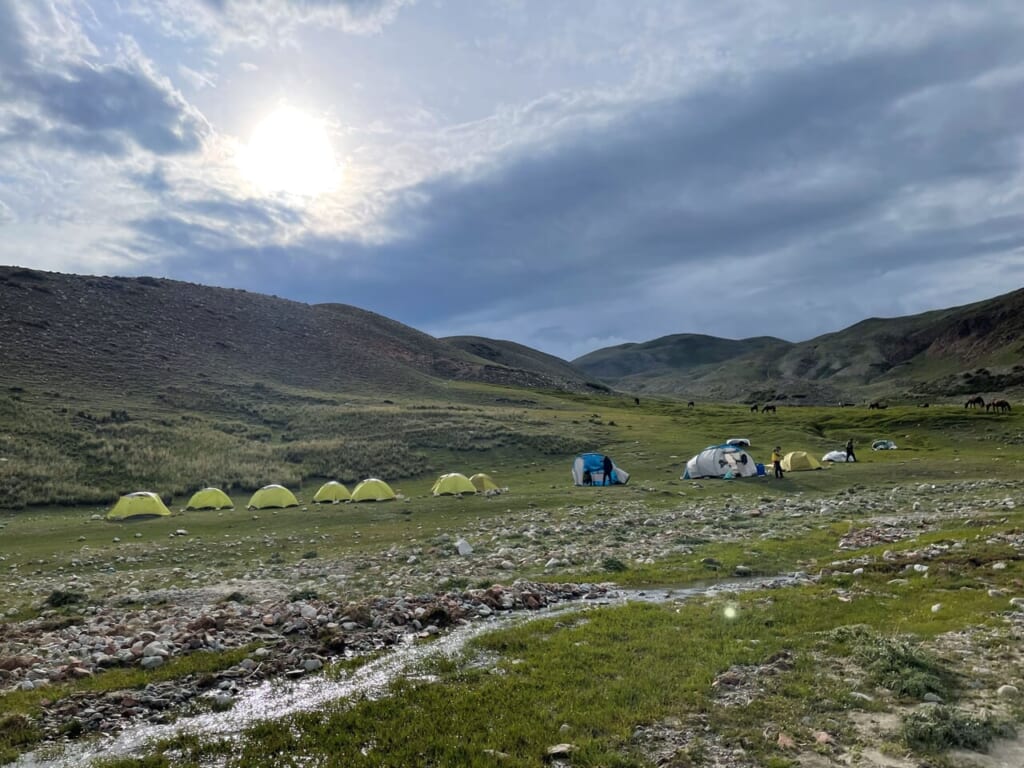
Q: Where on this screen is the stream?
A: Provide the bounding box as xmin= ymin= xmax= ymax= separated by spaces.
xmin=15 ymin=575 xmax=801 ymax=767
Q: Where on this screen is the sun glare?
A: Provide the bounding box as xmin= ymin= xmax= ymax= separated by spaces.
xmin=238 ymin=106 xmax=340 ymax=197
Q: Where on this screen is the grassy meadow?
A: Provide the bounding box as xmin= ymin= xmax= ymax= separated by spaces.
xmin=2 ymin=385 xmax=1024 ymax=766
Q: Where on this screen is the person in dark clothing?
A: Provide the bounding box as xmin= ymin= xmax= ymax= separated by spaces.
xmin=582 ymin=469 xmax=592 ymax=486
xmin=602 ymin=455 xmax=614 ymax=485
xmin=845 ymin=438 xmax=856 ymax=462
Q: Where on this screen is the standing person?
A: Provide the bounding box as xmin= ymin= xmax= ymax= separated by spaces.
xmin=845 ymin=438 xmax=857 ymax=462
xmin=602 ymin=454 xmax=614 ymax=485
xmin=771 ymin=446 xmax=784 ymax=479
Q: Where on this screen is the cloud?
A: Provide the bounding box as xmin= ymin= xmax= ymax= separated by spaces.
xmin=0 ymin=0 xmax=209 ymax=157
xmin=127 ymin=16 xmax=1024 ymax=358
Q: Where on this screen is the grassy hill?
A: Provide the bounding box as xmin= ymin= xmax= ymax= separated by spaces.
xmin=443 ymin=335 xmax=608 ymax=393
xmin=573 ymin=288 xmax=1024 ymax=403
xmin=0 ymin=267 xmax=608 ymax=508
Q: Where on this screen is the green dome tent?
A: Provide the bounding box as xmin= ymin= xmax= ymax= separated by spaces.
xmin=247 ymin=484 xmax=300 ymax=509
xmin=780 ymin=451 xmax=823 ymax=472
xmin=470 ymin=473 xmax=500 ymax=492
xmin=313 ymin=481 xmax=351 ymax=503
xmin=107 ymin=492 xmax=172 ymax=521
xmin=431 ymin=473 xmax=477 ymax=496
xmin=351 ymin=478 xmax=396 ymax=502
xmin=185 ymin=487 xmax=234 ymax=510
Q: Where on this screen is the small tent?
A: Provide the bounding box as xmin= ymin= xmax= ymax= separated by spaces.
xmin=725 ymin=438 xmax=751 ymax=447
xmin=107 ymin=491 xmax=172 ymax=521
xmin=872 ymin=439 xmax=898 ymax=451
xmin=313 ymin=481 xmax=351 ymax=504
xmin=185 ymin=487 xmax=234 ymax=510
xmin=780 ymin=451 xmax=822 ymax=471
xmin=571 ymin=453 xmax=630 ymax=486
xmin=682 ymin=444 xmax=758 ymax=479
xmin=470 ymin=473 xmax=500 ymax=493
xmin=247 ymin=484 xmax=299 ymax=509
xmin=822 ymin=450 xmax=850 ymax=463
xmin=432 ymin=473 xmax=477 ymax=496
xmin=351 ymin=478 xmax=396 ymax=502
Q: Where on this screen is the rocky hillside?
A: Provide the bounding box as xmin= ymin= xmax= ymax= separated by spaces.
xmin=444 ymin=336 xmax=608 ymax=393
xmin=573 ymin=288 xmax=1024 ymax=403
xmin=0 ymin=267 xmax=597 ymax=398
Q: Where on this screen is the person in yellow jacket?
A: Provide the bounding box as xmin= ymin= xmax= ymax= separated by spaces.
xmin=771 ymin=446 xmax=784 ymax=479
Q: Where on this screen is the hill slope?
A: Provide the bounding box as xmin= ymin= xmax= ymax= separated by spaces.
xmin=0 ymin=267 xmax=593 ymax=396
xmin=443 ymin=336 xmax=608 ymax=393
xmin=573 ymin=289 xmax=1024 ymax=402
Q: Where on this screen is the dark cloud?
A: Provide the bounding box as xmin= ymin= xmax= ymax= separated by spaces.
xmin=130 ymin=18 xmax=1024 ymax=354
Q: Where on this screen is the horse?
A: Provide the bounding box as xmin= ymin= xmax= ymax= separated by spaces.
xmin=634 ymin=397 xmax=640 ymax=406
xmin=762 ymin=404 xmax=777 ymax=414
xmin=750 ymin=404 xmax=759 ymax=413
xmin=965 ymin=396 xmax=985 ymax=409
xmin=917 ymin=403 xmax=930 ymax=408
xmin=868 ymin=402 xmax=887 ymax=410
xmin=687 ymin=401 xmax=695 ymax=409
xmin=992 ymin=399 xmax=1012 ymax=413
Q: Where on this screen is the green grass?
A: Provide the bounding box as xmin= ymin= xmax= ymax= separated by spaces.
xmin=109 ymin=544 xmax=1024 ymax=767
xmin=3 ymin=394 xmax=1024 ymax=765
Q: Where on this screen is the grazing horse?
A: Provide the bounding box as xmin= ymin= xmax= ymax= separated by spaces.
xmin=991 ymin=399 xmax=1012 ymax=413
xmin=634 ymin=397 xmax=640 ymax=406
xmin=687 ymin=401 xmax=695 ymax=409
xmin=965 ymin=396 xmax=985 ymax=409
xmin=868 ymin=402 xmax=887 ymax=410
xmin=762 ymin=404 xmax=777 ymax=414
xmin=918 ymin=403 xmax=930 ymax=408
xmin=750 ymin=404 xmax=759 ymax=413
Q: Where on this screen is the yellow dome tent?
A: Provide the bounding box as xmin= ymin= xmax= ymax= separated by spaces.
xmin=780 ymin=451 xmax=823 ymax=472
xmin=313 ymin=481 xmax=351 ymax=503
xmin=247 ymin=484 xmax=300 ymax=509
xmin=107 ymin=492 xmax=172 ymax=521
xmin=431 ymin=472 xmax=476 ymax=496
xmin=185 ymin=487 xmax=234 ymax=510
xmin=351 ymin=478 xmax=396 ymax=502
xmin=470 ymin=473 xmax=499 ymax=492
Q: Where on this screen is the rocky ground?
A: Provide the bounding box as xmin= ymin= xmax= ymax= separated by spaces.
xmin=2 ymin=479 xmax=1024 ymax=765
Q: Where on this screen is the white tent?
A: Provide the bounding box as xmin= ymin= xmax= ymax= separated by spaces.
xmin=682 ymin=444 xmax=759 ymax=479
xmin=822 ymin=450 xmax=850 ymax=462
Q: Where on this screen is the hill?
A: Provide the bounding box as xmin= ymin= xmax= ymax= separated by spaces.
xmin=573 ymin=288 xmax=1024 ymax=403
xmin=0 ymin=267 xmax=594 ymax=397
xmin=443 ymin=336 xmax=608 ymax=393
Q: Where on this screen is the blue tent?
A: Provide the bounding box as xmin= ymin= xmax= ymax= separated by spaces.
xmin=571 ymin=453 xmax=630 ymax=486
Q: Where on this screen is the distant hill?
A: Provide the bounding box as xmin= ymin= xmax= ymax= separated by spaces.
xmin=573 ymin=289 xmax=1024 ymax=403
xmin=444 ymin=336 xmax=609 ymax=393
xmin=0 ymin=267 xmax=598 ymax=397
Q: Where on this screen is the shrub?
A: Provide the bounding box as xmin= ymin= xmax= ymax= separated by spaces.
xmin=902 ymin=706 xmax=1014 ymax=752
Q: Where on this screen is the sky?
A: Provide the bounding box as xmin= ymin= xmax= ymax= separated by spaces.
xmin=2 ymin=0 xmax=1023 ymax=360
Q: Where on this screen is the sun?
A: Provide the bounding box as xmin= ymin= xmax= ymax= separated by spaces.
xmin=238 ymin=106 xmax=340 ymax=197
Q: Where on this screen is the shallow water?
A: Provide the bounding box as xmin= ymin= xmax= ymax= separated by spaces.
xmin=16 ymin=576 xmax=796 ymax=767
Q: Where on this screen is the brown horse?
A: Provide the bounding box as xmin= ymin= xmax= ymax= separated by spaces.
xmin=762 ymin=404 xmax=777 ymax=414
xmin=965 ymin=395 xmax=985 ymax=409
xmin=991 ymin=399 xmax=1012 ymax=413
xmin=868 ymin=402 xmax=887 ymax=410
xmin=687 ymin=401 xmax=695 ymax=409
xmin=750 ymin=404 xmax=759 ymax=413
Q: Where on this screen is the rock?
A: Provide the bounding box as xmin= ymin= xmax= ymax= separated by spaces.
xmin=456 ymin=539 xmax=473 ymax=556
xmin=997 ymin=684 xmax=1019 ymax=699
xmin=849 ymin=692 xmax=874 ymax=702
xmin=140 ymin=656 xmax=164 ymax=670
xmin=777 ymin=732 xmax=796 ymax=749
xmin=299 ymin=605 xmax=317 ymax=621
xmin=544 ymin=743 xmax=575 ymax=760
xmin=262 ymin=614 xmax=278 ymax=626
xmin=923 ymin=692 xmax=943 ymax=703
xmin=1009 ymin=597 xmax=1024 ymax=609
xmin=302 ymin=658 xmax=323 ymax=672
xmin=931 ymin=603 xmax=942 ymax=613
xmin=734 ymin=565 xmax=752 ymax=577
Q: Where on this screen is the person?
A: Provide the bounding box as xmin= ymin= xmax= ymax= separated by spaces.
xmin=602 ymin=454 xmax=614 ymax=486
xmin=582 ymin=469 xmax=592 ymax=486
xmin=845 ymin=438 xmax=856 ymax=462
xmin=771 ymin=446 xmax=784 ymax=479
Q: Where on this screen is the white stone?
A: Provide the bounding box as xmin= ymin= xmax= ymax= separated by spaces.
xmin=455 ymin=538 xmax=473 ymax=556
xmin=997 ymin=684 xmax=1019 ymax=699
